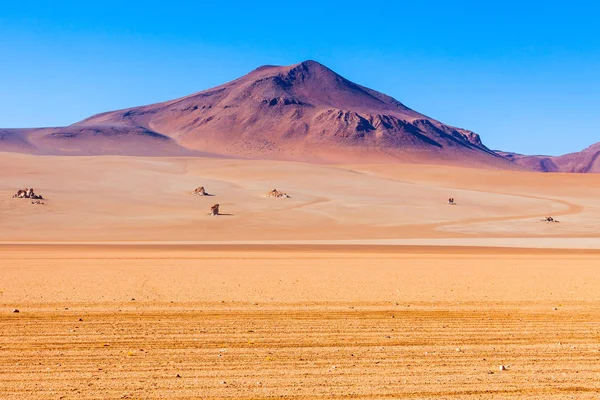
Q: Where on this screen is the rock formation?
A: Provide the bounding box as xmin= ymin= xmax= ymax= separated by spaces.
xmin=541 ymin=216 xmax=559 ymax=223
xmin=265 ymin=189 xmax=290 ymax=198
xmin=192 ymin=186 xmax=208 ymax=196
xmin=12 ymin=188 xmax=43 ymax=199
xmin=210 ymin=204 xmax=220 ymax=216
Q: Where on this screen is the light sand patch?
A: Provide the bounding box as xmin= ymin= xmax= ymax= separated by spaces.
xmin=3 ymin=153 xmax=600 ymax=241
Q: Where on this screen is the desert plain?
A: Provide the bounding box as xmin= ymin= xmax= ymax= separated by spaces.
xmin=2 ymin=152 xmax=600 ymax=399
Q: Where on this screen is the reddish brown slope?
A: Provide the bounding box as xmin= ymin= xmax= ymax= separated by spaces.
xmin=497 ymin=152 xmax=560 ymax=172
xmin=0 ymin=126 xmax=196 ymax=156
xmin=499 ymin=142 xmax=600 ymax=173
xmin=1 ymin=60 xmax=512 ymax=166
xmin=75 ymin=60 xmax=506 ymax=165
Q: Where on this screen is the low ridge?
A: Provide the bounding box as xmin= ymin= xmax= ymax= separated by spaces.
xmin=499 ymin=142 xmax=600 ymax=173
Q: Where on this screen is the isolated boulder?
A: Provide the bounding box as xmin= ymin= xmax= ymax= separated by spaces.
xmin=192 ymin=186 xmax=208 ymax=196
xmin=265 ymin=189 xmax=290 ymax=198
xmin=12 ymin=188 xmax=43 ymax=199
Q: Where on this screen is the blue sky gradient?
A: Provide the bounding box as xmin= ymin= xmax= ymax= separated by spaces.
xmin=1 ymin=1 xmax=599 ymax=155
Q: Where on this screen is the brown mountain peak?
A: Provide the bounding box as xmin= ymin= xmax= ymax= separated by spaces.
xmin=0 ymin=60 xmax=512 ymax=167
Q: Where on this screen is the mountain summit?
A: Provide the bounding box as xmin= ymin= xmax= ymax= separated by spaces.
xmin=1 ymin=60 xmax=509 ymax=165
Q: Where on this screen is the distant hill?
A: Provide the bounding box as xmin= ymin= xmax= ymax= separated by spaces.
xmin=498 ymin=142 xmax=600 ymax=173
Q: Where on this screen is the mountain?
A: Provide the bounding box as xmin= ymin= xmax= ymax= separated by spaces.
xmin=498 ymin=142 xmax=600 ymax=173
xmin=0 ymin=60 xmax=513 ymax=166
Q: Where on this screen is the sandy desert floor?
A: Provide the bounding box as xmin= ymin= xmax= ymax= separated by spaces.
xmin=2 ymin=153 xmax=600 ymax=399
xmin=3 ymin=152 xmax=600 ymax=242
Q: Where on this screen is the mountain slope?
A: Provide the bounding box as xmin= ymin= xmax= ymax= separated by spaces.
xmin=1 ymin=60 xmax=512 ymax=166
xmin=0 ymin=126 xmax=197 ymax=156
xmin=499 ymin=142 xmax=600 ymax=173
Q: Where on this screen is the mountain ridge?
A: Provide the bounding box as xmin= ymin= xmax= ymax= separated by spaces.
xmin=2 ymin=60 xmax=589 ymax=170
xmin=498 ymin=142 xmax=600 ymax=173
xmin=68 ymin=60 xmax=505 ymax=165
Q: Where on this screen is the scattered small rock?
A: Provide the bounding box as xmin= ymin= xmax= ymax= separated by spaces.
xmin=265 ymin=189 xmax=290 ymax=198
xmin=12 ymin=188 xmax=43 ymax=199
xmin=176 ymin=374 xmax=181 ymax=378
xmin=499 ymin=365 xmax=509 ymax=371
xmin=541 ymin=216 xmax=559 ymax=223
xmin=191 ymin=186 xmax=209 ymax=196
xmin=13 ymin=309 xmax=20 ymax=313
xmin=78 ymin=318 xmax=83 ymax=322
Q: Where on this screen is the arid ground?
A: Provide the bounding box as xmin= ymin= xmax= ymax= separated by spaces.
xmin=2 ymin=153 xmax=600 ymax=399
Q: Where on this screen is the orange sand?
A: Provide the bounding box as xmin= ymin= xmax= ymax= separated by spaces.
xmin=2 ymin=154 xmax=600 ymax=398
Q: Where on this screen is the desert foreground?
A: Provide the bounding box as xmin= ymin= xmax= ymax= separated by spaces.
xmin=2 ymin=153 xmax=600 ymax=399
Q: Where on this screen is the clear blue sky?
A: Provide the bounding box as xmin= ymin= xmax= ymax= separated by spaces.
xmin=1 ymin=0 xmax=599 ymax=155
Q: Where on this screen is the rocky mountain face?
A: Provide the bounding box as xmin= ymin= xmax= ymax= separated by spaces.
xmin=0 ymin=60 xmax=561 ymax=170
